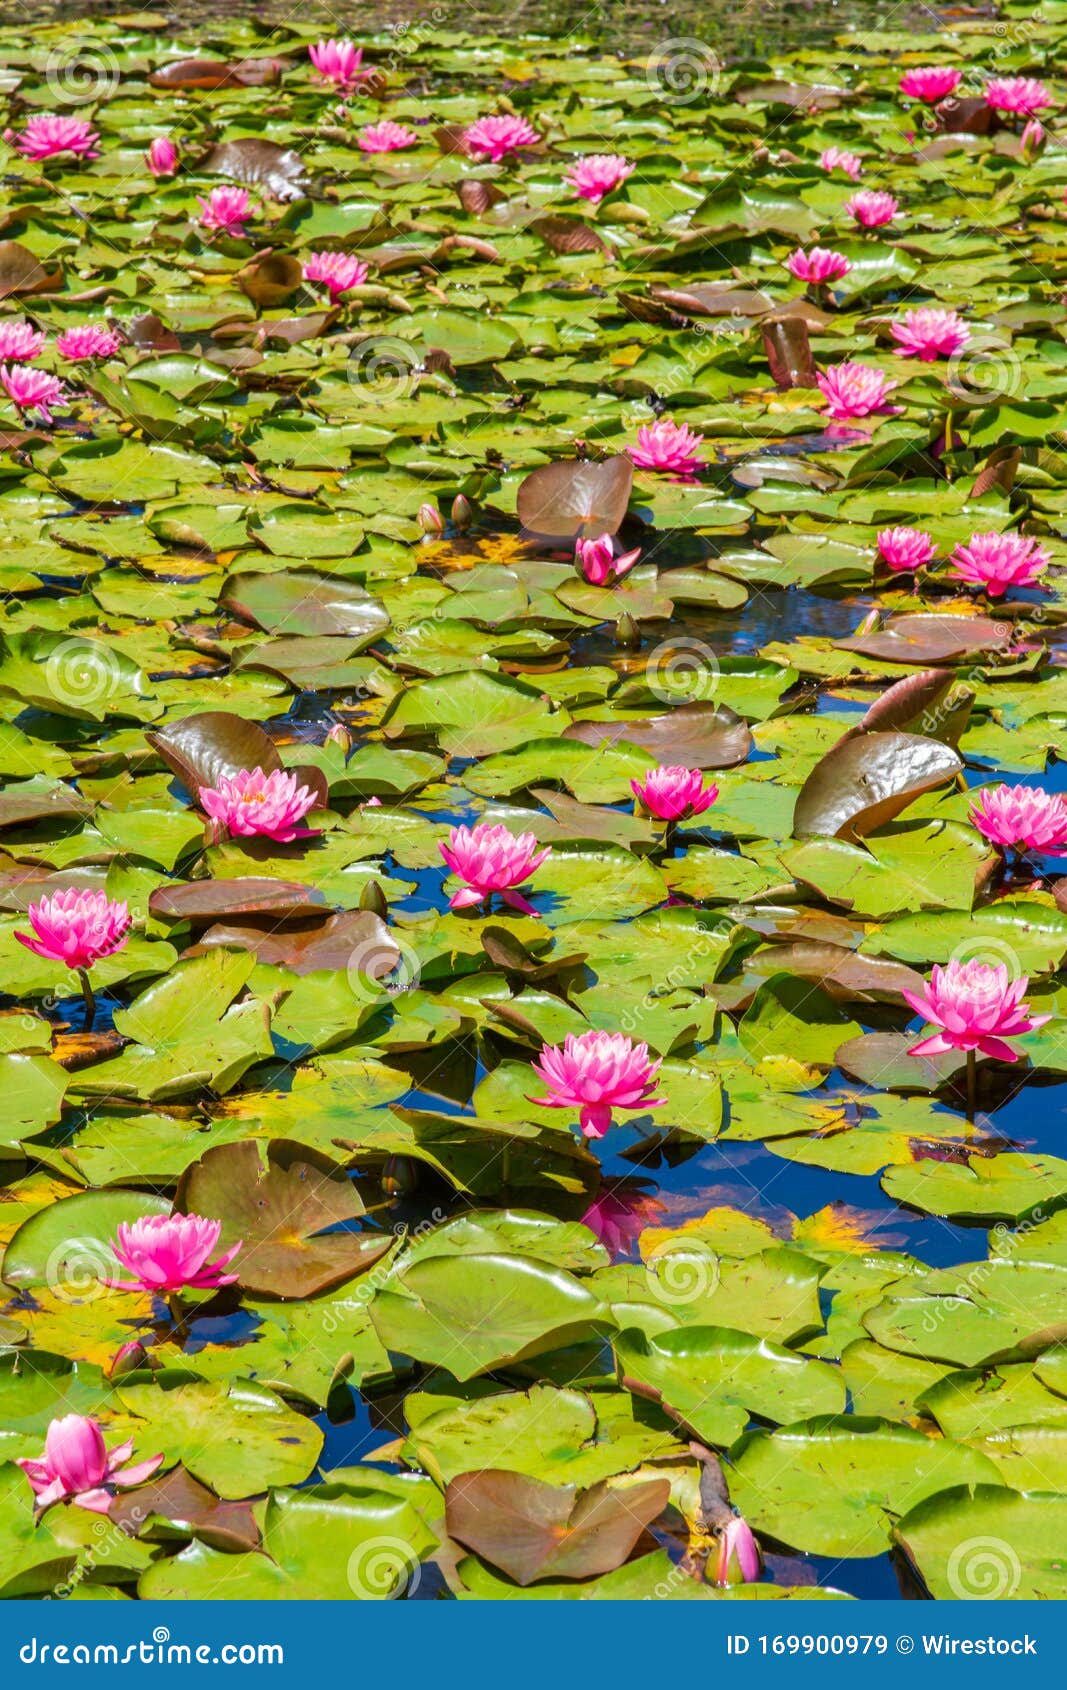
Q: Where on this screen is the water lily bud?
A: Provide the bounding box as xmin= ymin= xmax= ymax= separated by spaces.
xmin=324 ymin=721 xmax=351 ymax=754
xmin=615 ymin=611 xmax=639 ymax=648
xmin=360 ymin=877 xmax=388 ymax=918
xmin=713 ymin=1514 xmax=762 ymax=1587
xmin=105 ymin=1339 xmax=148 ymax=1381
xmin=382 ymin=1154 xmax=419 ymax=1197
xmin=1022 ymin=118 xmax=1046 ymax=161
xmin=418 ymin=501 xmax=444 ymax=537
xmin=451 ymin=493 xmax=473 ymax=533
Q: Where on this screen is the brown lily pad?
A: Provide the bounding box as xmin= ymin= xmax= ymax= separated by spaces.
xmin=202 ymin=138 xmax=307 ymax=201
xmin=530 ymin=216 xmax=606 ymax=255
xmin=651 ymin=283 xmax=774 ymax=318
xmin=564 ymin=702 xmax=751 ymax=770
xmin=852 ymin=668 xmax=974 ymax=747
xmin=0 ymin=784 xmax=90 ymax=829
xmin=763 ymin=315 xmax=818 ymax=389
xmin=0 ymin=865 xmax=106 ymax=911
xmin=109 ymin=1465 xmax=260 ymax=1552
xmin=187 ymin=909 xmax=399 ymax=976
xmin=146 ymin=711 xmax=282 ymax=797
xmin=235 ymin=252 xmax=304 ymax=309
xmin=837 ymin=614 xmax=1018 ymax=666
xmin=149 ymin=878 xmax=327 ymax=925
xmin=793 ymin=730 xmax=962 ymax=841
xmin=0 ymin=240 xmax=62 ymax=298
xmin=446 ymin=1469 xmax=669 ymax=1586
xmin=150 ymin=58 xmax=284 ymax=90
xmin=517 ymin=456 xmax=633 ymax=545
xmin=717 ymin=942 xmax=924 ymax=1012
xmin=177 ymin=1138 xmax=392 ymax=1300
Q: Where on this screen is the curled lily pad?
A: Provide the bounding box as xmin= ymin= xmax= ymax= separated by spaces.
xmin=793 ymin=731 xmax=962 ymax=842
xmin=146 ymin=711 xmax=282 ymax=796
xmin=517 ymin=457 xmax=633 ymax=544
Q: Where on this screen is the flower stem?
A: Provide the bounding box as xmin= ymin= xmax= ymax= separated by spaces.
xmin=76 ymin=967 xmax=96 ymax=1033
xmin=966 ymin=1049 xmax=977 ymax=1125
xmin=166 ymin=1293 xmax=188 ymax=1340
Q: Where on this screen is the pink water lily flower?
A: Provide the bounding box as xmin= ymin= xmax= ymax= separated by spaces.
xmin=196 ymin=186 xmax=254 ymax=237
xmin=107 ymin=1212 xmax=242 ymax=1295
xmin=899 ymin=66 xmax=962 ymax=103
xmin=0 ymin=364 xmax=68 ymax=422
xmin=16 ymin=889 xmax=130 ymax=969
xmin=462 ymin=114 xmax=541 ymax=162
xmin=17 ymin=1415 xmax=162 ymax=1516
xmin=785 ymin=246 xmax=851 ymax=285
xmin=531 ymin=1029 xmax=664 ymax=1139
xmin=56 ymin=324 xmax=123 ymax=362
xmin=581 ymin=1187 xmax=663 ymax=1257
xmin=984 ymin=76 xmax=1052 ymax=117
xmin=714 ymin=1515 xmax=763 ymax=1588
xmin=950 ymin=530 xmax=1050 ymax=597
xmin=358 ymin=121 xmax=418 ymax=153
xmin=890 ymin=306 xmax=970 ymax=360
xmin=575 ymin=532 xmax=641 ymax=585
xmin=970 ymin=784 xmax=1067 ymax=854
xmin=904 ymin=959 xmax=1050 ymax=1063
xmin=0 ymin=320 xmax=45 ymax=361
xmin=303 ymin=250 xmax=369 ymax=299
xmin=819 ymin=146 xmax=862 ymax=179
xmin=877 ymin=526 xmax=937 ymax=572
xmin=817 ymin=362 xmax=897 ymax=421
xmin=146 ymin=136 xmax=178 ymax=177
xmin=12 ymin=114 xmax=100 ymax=161
xmin=564 ymin=153 xmax=634 ymax=204
xmin=309 ymin=39 xmax=371 ymax=91
xmin=199 ymin=767 xmax=320 ymax=842
xmin=845 ymin=189 xmax=898 ymax=228
xmin=439 ymin=823 xmax=550 ymax=916
xmin=630 ymin=416 xmax=706 ymax=477
xmin=631 ymin=765 xmax=719 ymax=822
